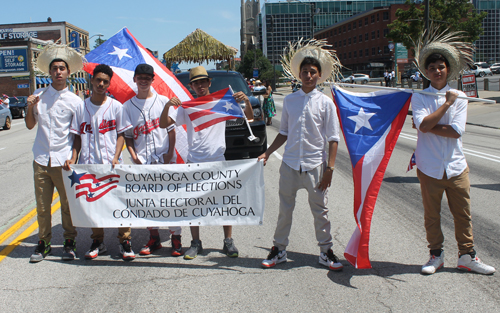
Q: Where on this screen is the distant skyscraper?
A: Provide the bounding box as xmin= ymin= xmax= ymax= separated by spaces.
xmin=473 ymin=0 xmax=500 ymax=62
xmin=240 ymin=0 xmax=261 ymax=60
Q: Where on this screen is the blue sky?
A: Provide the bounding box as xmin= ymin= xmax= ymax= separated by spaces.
xmin=4 ymin=0 xmax=246 ymax=70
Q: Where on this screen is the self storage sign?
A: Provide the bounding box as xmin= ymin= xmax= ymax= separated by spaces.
xmin=461 ymin=74 xmax=477 ymax=98
xmin=0 ymin=47 xmax=28 ymax=73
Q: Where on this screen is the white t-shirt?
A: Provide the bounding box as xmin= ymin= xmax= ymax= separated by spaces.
xmin=170 ymin=106 xmax=226 ymax=163
xmin=1 ymin=98 xmax=9 ymax=109
xmin=70 ymin=97 xmax=125 ymax=164
xmin=120 ymin=94 xmax=175 ymax=164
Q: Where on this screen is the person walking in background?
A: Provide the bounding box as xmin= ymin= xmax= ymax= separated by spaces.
xmin=262 ymin=79 xmax=276 ymax=126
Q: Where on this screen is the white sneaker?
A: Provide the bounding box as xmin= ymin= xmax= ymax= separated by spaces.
xmin=421 ymin=252 xmax=444 ymax=274
xmin=319 ymin=249 xmax=343 ymax=271
xmin=119 ymin=240 xmax=135 ymax=260
xmin=261 ymin=246 xmax=287 ymax=268
xmin=85 ymin=240 xmax=107 ymax=259
xmin=457 ymin=254 xmax=496 ymax=275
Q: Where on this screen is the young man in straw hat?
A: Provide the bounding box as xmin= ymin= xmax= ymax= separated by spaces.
xmin=63 ymin=64 xmax=135 ymax=260
xmin=119 ymin=63 xmax=183 ymax=257
xmin=26 ymin=45 xmax=84 ymax=262
xmin=412 ymin=35 xmax=496 ymax=275
xmin=159 ymin=65 xmax=254 ymax=260
xmin=258 ymin=51 xmax=343 ymax=270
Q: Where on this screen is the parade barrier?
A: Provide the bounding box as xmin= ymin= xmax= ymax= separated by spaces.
xmin=63 ymin=159 xmax=265 ymax=227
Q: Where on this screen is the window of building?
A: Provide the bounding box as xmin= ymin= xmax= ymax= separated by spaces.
xmin=339 ymin=40 xmax=342 ymax=47
xmin=359 ymin=35 xmax=363 ymax=42
xmin=371 ymin=15 xmax=375 ymax=23
xmin=348 ymin=24 xmax=351 ymax=31
xmin=334 ymin=42 xmax=337 ymax=48
xmin=377 ymin=30 xmax=380 ymax=38
xmin=354 ymin=51 xmax=357 ymax=58
xmin=372 ymin=47 xmax=376 ymax=55
xmin=348 ymin=52 xmax=351 ymax=58
xmin=377 ymin=13 xmax=379 ymax=22
xmin=348 ymin=38 xmax=351 ymax=45
xmin=371 ymin=31 xmax=375 ymax=39
xmin=377 ymin=46 xmax=381 ymax=54
xmin=359 ymin=49 xmax=363 ymax=57
xmin=384 ymin=46 xmax=390 ymax=54
xmin=343 ymin=26 xmax=346 ymax=32
xmin=365 ymin=48 xmax=369 ymax=56
xmin=353 ymin=36 xmax=357 ymax=44
xmin=353 ymin=22 xmax=356 ymax=30
xmin=383 ymin=29 xmax=389 ymax=37
xmin=344 ymin=53 xmax=346 ymax=59
xmin=365 ymin=18 xmax=368 ymax=25
xmin=334 ymin=29 xmax=337 ymax=36
xmin=365 ymin=33 xmax=369 ymax=40
xmin=359 ymin=20 xmax=362 ymax=27
xmin=383 ymin=12 xmax=389 ymax=20
xmin=344 ymin=39 xmax=346 ymax=46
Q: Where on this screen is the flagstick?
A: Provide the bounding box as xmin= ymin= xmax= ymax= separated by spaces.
xmin=330 ymin=82 xmax=496 ymax=104
xmin=229 ymin=85 xmax=257 ymax=142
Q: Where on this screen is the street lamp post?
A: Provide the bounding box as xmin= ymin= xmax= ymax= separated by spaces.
xmin=89 ymin=33 xmax=104 ymax=50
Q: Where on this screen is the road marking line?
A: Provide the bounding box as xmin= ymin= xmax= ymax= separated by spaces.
xmin=0 ymin=192 xmax=59 ymax=246
xmin=0 ymin=147 xmax=5 ymax=151
xmin=399 ymin=132 xmax=500 ymax=163
xmin=0 ymin=201 xmax=61 ymax=263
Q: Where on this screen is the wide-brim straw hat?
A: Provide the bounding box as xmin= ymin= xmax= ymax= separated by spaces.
xmin=35 ymin=44 xmax=85 ymax=75
xmin=282 ymin=38 xmax=342 ymax=84
xmin=414 ymin=27 xmax=474 ymax=82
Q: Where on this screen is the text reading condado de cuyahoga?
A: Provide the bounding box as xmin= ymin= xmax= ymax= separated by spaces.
xmin=123 ymin=170 xmax=242 ymax=193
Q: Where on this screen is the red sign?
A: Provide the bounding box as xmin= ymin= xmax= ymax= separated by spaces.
xmin=461 ymin=74 xmax=477 ymax=98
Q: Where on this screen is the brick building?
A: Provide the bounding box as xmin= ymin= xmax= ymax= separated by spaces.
xmin=314 ymin=4 xmax=415 ymax=78
xmin=0 ymin=18 xmax=90 ymax=97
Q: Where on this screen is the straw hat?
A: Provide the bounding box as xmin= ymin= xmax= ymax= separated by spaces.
xmin=281 ymin=38 xmax=342 ymax=84
xmin=414 ymin=27 xmax=474 ymax=81
xmin=35 ymin=43 xmax=86 ymax=75
xmin=189 ymin=66 xmax=210 ymax=83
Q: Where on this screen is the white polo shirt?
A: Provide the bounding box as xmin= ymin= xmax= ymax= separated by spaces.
xmin=120 ymin=94 xmax=175 ymax=164
xmin=32 ymin=85 xmax=82 ymax=167
xmin=279 ymin=88 xmax=340 ymax=171
xmin=412 ymin=84 xmax=468 ymax=179
xmin=70 ymin=97 xmax=126 ymax=164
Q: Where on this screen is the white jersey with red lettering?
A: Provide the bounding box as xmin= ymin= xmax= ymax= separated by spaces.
xmin=119 ymin=94 xmax=175 ymax=164
xmin=70 ymin=97 xmax=126 ymax=164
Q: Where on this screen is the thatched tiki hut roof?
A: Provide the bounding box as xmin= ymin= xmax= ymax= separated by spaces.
xmin=163 ymin=28 xmax=238 ymax=69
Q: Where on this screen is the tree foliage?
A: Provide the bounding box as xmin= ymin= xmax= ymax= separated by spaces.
xmin=237 ymin=49 xmax=275 ymax=80
xmin=93 ymin=38 xmax=106 ymax=49
xmin=388 ymin=0 xmax=487 ymax=50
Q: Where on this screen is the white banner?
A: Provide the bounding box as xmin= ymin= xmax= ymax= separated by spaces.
xmin=63 ymin=159 xmax=265 ymax=227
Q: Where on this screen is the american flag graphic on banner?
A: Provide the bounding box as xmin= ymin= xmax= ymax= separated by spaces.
xmin=68 ymin=170 xmax=119 ymax=202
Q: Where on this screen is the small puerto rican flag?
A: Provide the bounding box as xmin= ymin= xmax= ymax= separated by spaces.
xmin=406 ymin=151 xmax=416 ymax=172
xmin=182 ymin=87 xmax=244 ymax=132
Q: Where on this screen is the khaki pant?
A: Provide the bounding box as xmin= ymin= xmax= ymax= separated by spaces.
xmin=417 ymin=167 xmax=474 ymax=255
xmin=33 ymin=161 xmax=77 ymax=243
xmin=91 ymin=228 xmax=132 ymax=244
xmin=273 ymin=162 xmax=333 ymax=253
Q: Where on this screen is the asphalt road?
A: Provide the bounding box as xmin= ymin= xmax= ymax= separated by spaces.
xmin=0 ymin=89 xmax=499 ymax=312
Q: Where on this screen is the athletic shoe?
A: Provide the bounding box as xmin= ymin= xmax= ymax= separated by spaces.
xmin=120 ymin=240 xmax=135 ymax=260
xmin=421 ymin=252 xmax=445 ymax=274
xmin=261 ymin=246 xmax=287 ymax=268
xmin=222 ymin=238 xmax=239 ymax=258
xmin=184 ymin=240 xmax=203 ymax=260
xmin=30 ymin=240 xmax=51 ymax=263
xmin=62 ymin=239 xmax=77 ymax=261
xmin=319 ymin=249 xmax=343 ymax=271
xmin=171 ymin=235 xmax=183 ymax=257
xmin=139 ymin=236 xmax=162 ymax=255
xmin=457 ymin=253 xmax=496 ymax=275
xmin=84 ymin=240 xmax=107 ymax=259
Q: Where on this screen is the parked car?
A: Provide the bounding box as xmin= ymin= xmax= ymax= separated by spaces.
xmin=8 ymin=96 xmax=28 ymax=118
xmin=341 ymin=73 xmax=370 ymax=84
xmin=466 ymin=63 xmax=492 ymax=77
xmin=175 ymin=70 xmax=267 ymax=159
xmin=0 ymin=103 xmax=12 ymax=130
xmin=489 ymin=63 xmax=500 ymax=74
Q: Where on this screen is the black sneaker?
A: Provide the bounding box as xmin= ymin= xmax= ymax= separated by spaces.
xmin=30 ymin=240 xmax=51 ymax=263
xmin=222 ymin=238 xmax=239 ymax=257
xmin=171 ymin=235 xmax=183 ymax=257
xmin=261 ymin=246 xmax=287 ymax=268
xmin=120 ymin=240 xmax=135 ymax=260
xmin=62 ymin=239 xmax=77 ymax=261
xmin=184 ymin=240 xmax=203 ymax=260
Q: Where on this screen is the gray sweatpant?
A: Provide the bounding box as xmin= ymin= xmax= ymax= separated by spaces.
xmin=272 ymin=162 xmax=333 ymax=253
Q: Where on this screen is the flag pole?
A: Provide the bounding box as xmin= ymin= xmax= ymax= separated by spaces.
xmin=229 ymin=85 xmax=257 ymax=141
xmin=330 ymin=83 xmax=496 ymax=104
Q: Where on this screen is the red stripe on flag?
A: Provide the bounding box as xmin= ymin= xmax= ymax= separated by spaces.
xmin=188 ymin=107 xmax=216 ymax=121
xmin=194 ymin=116 xmax=235 ymax=132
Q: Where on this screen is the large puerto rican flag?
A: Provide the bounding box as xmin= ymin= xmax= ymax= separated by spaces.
xmin=332 ymin=86 xmax=411 ymax=269
xmin=83 ymin=27 xmax=192 ymax=163
xmin=182 ymin=87 xmax=244 ymax=132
